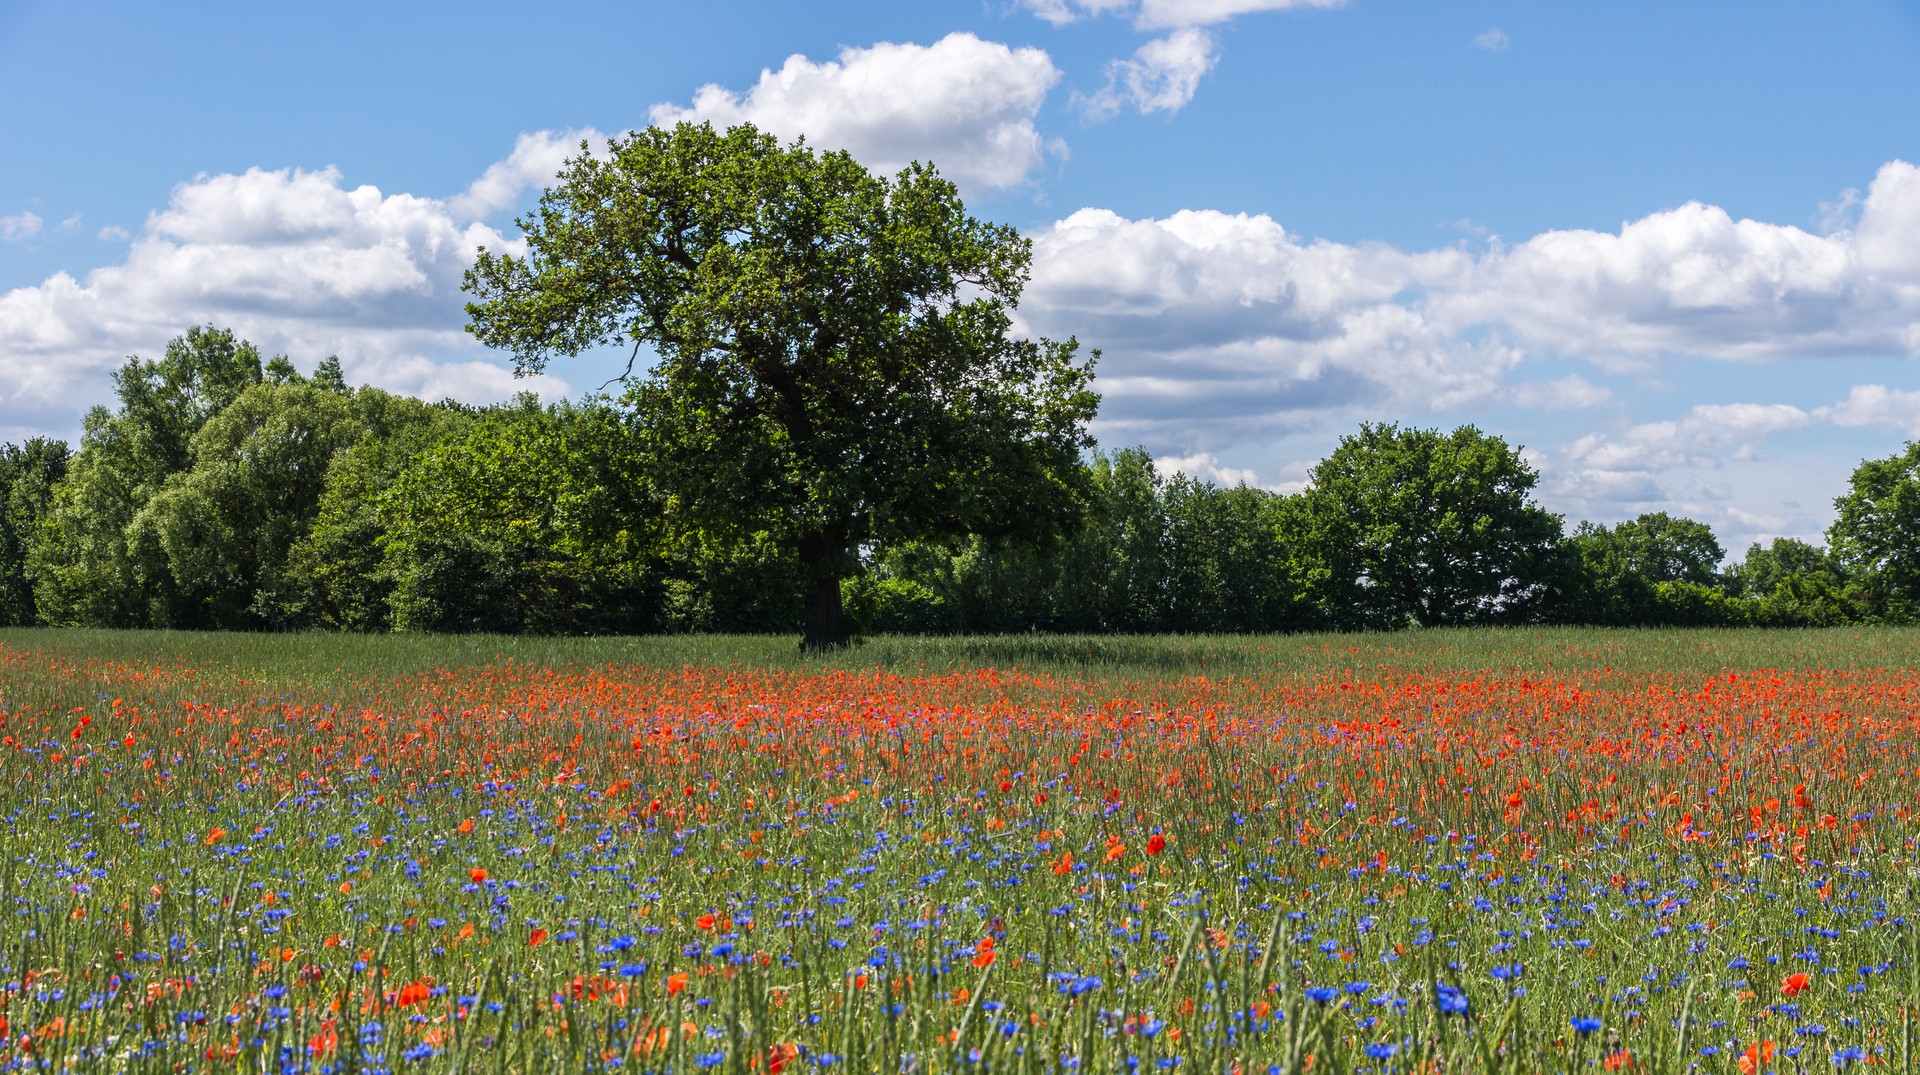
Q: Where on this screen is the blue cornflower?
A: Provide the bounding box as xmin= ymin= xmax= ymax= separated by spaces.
xmin=1065 ymin=976 xmax=1103 ymax=996
xmin=1571 ymin=1016 xmax=1602 ymax=1035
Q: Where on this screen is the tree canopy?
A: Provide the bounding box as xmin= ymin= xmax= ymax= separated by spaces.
xmin=1287 ymin=422 xmax=1563 ymax=628
xmin=4 ymin=325 xmax=1915 ymax=635
xmin=463 ymin=122 xmax=1099 ymax=649
xmin=1828 ymin=440 xmax=1920 ymax=622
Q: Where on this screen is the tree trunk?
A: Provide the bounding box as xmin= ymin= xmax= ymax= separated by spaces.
xmin=798 ymin=531 xmax=851 ymax=652
xmin=801 ymin=571 xmax=846 ymax=652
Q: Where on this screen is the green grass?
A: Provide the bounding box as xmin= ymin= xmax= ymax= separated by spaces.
xmin=8 ymin=624 xmax=1918 ymax=685
xmin=0 ymin=627 xmax=1915 ymax=1073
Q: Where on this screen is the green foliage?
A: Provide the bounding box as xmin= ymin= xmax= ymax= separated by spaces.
xmin=1289 ymin=423 xmax=1563 ymax=628
xmin=1828 ymin=439 xmax=1920 ymax=622
xmin=377 ymin=397 xmax=662 ymax=635
xmin=658 ymin=531 xmax=805 ymax=634
xmin=126 ymin=382 xmax=363 ymax=629
xmin=1563 ymin=512 xmax=1733 ymax=626
xmin=0 ymin=437 xmax=69 ymax=625
xmin=30 ymin=327 xmax=267 ymax=627
xmin=860 ymin=449 xmax=1310 ymax=634
xmin=463 ymin=121 xmax=1099 ymax=648
xmin=1723 ymin=537 xmax=1855 ymax=626
xmin=1163 ymin=477 xmax=1304 ymax=632
xmin=276 ymin=392 xmax=473 ymax=631
xmin=16 ymin=317 xmax=1920 ymax=636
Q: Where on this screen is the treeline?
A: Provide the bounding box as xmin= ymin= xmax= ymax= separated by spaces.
xmin=2 ymin=327 xmax=1916 ymax=635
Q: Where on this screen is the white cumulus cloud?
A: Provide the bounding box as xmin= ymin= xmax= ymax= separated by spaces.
xmin=1021 ymin=205 xmax=1488 ymax=446
xmin=1565 ymin=403 xmax=1814 ymax=474
xmin=447 ymin=128 xmax=605 ymax=221
xmin=0 ymin=163 xmax=568 ymax=434
xmin=649 ymin=33 xmax=1060 ymax=195
xmin=1079 ymin=29 xmax=1218 ymax=119
xmin=1023 ymin=0 xmax=1345 ymax=29
xmin=1 ymin=212 xmax=43 ymax=242
xmin=1135 ymin=0 xmax=1345 ymax=28
xmin=1016 ymin=160 xmax=1920 ymax=457
xmin=1153 ymin=450 xmax=1263 ymax=488
xmin=1542 ymin=403 xmax=1823 ymax=545
xmin=1023 ymin=0 xmax=1133 ymax=25
xmin=1508 ymin=375 xmax=1610 ymax=411
xmin=1817 ymin=384 xmax=1920 ymax=437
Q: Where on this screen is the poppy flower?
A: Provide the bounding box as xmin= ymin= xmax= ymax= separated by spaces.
xmin=1146 ymin=834 xmax=1167 ymax=856
xmin=696 ymin=913 xmax=716 ymax=931
xmin=469 ymin=868 xmax=488 ymax=884
xmin=1738 ymin=1041 xmax=1776 ymax=1075
xmin=1779 ymin=973 xmax=1810 ymax=997
xmin=972 ymin=937 xmax=996 ymax=969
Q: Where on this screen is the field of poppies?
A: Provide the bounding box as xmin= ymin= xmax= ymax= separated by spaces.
xmin=1 ymin=627 xmax=1917 ymax=1074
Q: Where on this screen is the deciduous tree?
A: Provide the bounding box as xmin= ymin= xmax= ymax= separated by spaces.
xmin=1289 ymin=423 xmax=1563 ymax=628
xmin=463 ymin=122 xmax=1098 ymax=649
xmin=1828 ymin=440 xmax=1920 ymax=622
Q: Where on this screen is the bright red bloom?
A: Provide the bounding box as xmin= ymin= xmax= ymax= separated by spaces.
xmin=1738 ymin=1041 xmax=1776 ymax=1075
xmin=972 ymin=937 xmax=996 ymax=968
xmin=469 ymin=868 xmax=488 ymax=883
xmin=1146 ymin=834 xmax=1167 ymax=856
xmin=1779 ymin=973 xmax=1810 ymax=997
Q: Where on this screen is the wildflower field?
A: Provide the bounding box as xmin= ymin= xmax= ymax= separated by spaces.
xmin=3 ymin=627 xmax=1920 ymax=1075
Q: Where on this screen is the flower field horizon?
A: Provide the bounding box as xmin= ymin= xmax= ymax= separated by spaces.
xmin=1 ymin=626 xmax=1918 ymax=1073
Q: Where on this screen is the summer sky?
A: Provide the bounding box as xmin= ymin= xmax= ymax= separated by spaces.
xmin=3 ymin=0 xmax=1917 ymax=553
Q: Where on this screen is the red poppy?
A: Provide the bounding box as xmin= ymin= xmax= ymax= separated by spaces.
xmin=469 ymin=868 xmax=488 ymax=884
xmin=972 ymin=937 xmax=996 ymax=969
xmin=1779 ymin=973 xmax=1810 ymax=997
xmin=1146 ymin=834 xmax=1167 ymax=856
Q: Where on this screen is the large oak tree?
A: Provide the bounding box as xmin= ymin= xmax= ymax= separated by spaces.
xmin=463 ymin=122 xmax=1098 ymax=649
xmin=1288 ymin=422 xmax=1564 ymax=628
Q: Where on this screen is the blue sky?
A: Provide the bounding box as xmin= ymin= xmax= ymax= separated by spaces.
xmin=3 ymin=0 xmax=1918 ymax=555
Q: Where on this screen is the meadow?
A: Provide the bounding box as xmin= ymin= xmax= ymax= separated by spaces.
xmin=1 ymin=626 xmax=1918 ymax=1074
